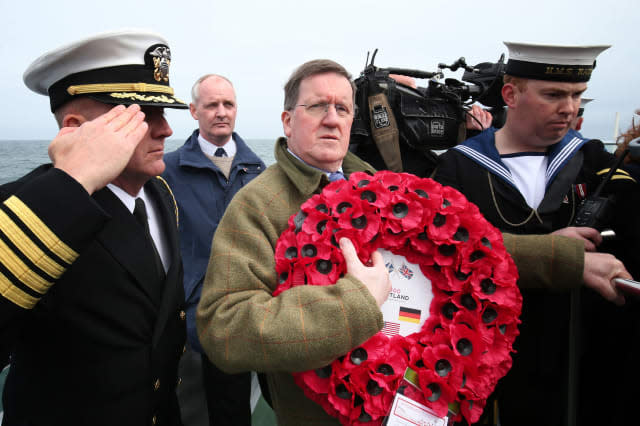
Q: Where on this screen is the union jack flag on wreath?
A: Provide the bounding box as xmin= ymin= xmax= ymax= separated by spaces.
xmin=399 ymin=263 xmax=413 ymax=280
xmin=385 ymin=262 xmax=395 ymax=274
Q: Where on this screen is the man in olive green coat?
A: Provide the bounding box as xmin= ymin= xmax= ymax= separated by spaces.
xmin=196 ymin=59 xmax=627 ymax=425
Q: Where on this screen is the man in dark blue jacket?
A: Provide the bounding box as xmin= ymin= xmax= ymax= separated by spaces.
xmin=162 ymin=74 xmax=265 ymax=426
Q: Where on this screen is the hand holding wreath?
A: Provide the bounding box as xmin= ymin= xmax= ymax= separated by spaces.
xmin=339 ymin=237 xmax=391 ymax=307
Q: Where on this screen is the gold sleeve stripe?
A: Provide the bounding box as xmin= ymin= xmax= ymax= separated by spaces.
xmin=0 ymin=209 xmax=65 ymax=278
xmin=0 ymin=271 xmax=39 ymax=309
xmin=67 ymin=83 xmax=174 ymax=96
xmin=611 ymin=175 xmax=636 ymax=183
xmin=597 ymin=168 xmax=630 ymax=176
xmin=4 ymin=196 xmax=78 ymax=264
xmin=0 ymin=237 xmax=53 ymax=294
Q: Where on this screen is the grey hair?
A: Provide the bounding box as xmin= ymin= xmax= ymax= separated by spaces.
xmin=283 ymin=59 xmax=355 ymax=111
xmin=191 ymin=74 xmax=234 ymax=104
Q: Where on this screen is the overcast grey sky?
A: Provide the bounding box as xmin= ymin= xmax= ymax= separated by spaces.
xmin=0 ymin=0 xmax=637 ymax=143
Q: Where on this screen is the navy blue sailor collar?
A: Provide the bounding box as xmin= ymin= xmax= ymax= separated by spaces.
xmin=452 ymin=127 xmax=587 ymax=190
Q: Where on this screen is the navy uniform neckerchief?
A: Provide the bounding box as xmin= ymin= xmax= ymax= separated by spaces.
xmin=452 ymin=127 xmax=587 ymax=191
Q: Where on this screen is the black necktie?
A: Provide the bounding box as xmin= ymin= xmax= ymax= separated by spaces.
xmin=214 ymin=147 xmax=227 ymax=157
xmin=133 ymin=198 xmax=165 ymax=278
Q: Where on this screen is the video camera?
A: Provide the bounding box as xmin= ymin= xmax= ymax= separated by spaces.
xmin=349 ymin=49 xmax=506 ymax=177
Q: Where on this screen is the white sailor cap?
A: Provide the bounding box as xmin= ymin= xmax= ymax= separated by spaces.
xmin=23 ymin=28 xmax=188 ymax=112
xmin=577 ymin=97 xmax=593 ymax=117
xmin=503 ymin=42 xmax=610 ymax=82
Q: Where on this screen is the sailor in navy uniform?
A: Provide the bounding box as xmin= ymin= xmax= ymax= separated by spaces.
xmin=0 ymin=29 xmax=189 ymax=426
xmin=435 ymin=42 xmax=639 ymax=425
xmin=570 ymin=97 xmax=593 ymax=136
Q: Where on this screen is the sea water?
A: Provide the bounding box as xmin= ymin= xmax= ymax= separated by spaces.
xmin=0 ymin=138 xmax=277 ymax=185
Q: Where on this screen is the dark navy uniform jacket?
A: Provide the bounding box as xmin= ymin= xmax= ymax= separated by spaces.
xmin=162 ymin=130 xmax=264 ymax=352
xmin=0 ymin=165 xmax=186 ymax=426
xmin=435 ymin=128 xmax=640 ymax=425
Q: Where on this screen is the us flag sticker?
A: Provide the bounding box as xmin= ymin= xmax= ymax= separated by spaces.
xmin=381 ymin=321 xmax=401 ymax=336
xmin=398 ymin=307 xmax=421 ymax=323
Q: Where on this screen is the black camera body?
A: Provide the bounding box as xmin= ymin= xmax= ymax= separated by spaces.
xmin=349 ymin=51 xmax=506 ymax=177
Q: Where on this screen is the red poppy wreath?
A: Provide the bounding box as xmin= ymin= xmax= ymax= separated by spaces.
xmin=273 ymin=171 xmax=522 ymax=425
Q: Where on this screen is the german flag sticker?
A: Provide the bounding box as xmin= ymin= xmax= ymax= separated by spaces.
xmin=398 ymin=306 xmax=421 ymax=323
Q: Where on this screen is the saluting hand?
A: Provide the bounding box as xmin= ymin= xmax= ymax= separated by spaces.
xmin=340 ymin=238 xmax=391 ymax=307
xmin=49 ymin=104 xmax=148 ymax=194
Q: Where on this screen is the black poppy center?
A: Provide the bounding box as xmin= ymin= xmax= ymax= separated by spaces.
xmin=302 ymin=244 xmax=317 ymax=257
xmin=433 ymin=213 xmax=446 ymax=227
xmin=360 ymin=190 xmax=376 ymax=203
xmin=351 ymin=215 xmax=367 ymax=229
xmin=461 ymin=294 xmax=477 ymax=310
xmin=293 ymin=211 xmax=307 ymax=233
xmin=366 ymin=379 xmax=383 ymax=396
xmin=481 ymin=279 xmax=497 ymax=295
xmin=481 ymin=237 xmax=492 ymax=249
xmin=315 ymin=203 xmax=329 ymax=214
xmin=358 ymin=407 xmax=372 ymax=422
xmin=483 ymin=308 xmax=498 ymax=323
xmin=335 ymin=383 xmax=352 ymax=399
xmin=438 ymin=244 xmax=456 ymax=257
xmin=285 ymin=247 xmax=298 ymax=259
xmin=376 ymin=364 xmax=394 ymax=376
xmin=315 ymin=259 xmax=333 ymax=275
xmin=414 ymin=189 xmax=429 ymax=198
xmin=350 ymin=348 xmax=368 ymax=365
xmin=316 ymin=219 xmax=327 ymax=234
xmin=388 ymin=185 xmax=399 ymax=192
xmin=392 ymin=203 xmax=409 ymax=218
xmin=314 ymin=364 xmax=332 ymax=378
xmin=457 ymin=338 xmax=473 ymax=356
xmin=470 ymin=250 xmax=486 ymax=262
xmin=455 ymin=269 xmax=471 ymax=281
xmin=453 ymin=227 xmax=469 ymax=242
xmin=357 ymin=179 xmax=370 ymax=188
xmin=427 ymin=383 xmax=442 ymax=402
xmin=435 ymin=359 xmax=452 ymax=377
xmin=442 ymin=198 xmax=451 ymax=208
xmin=337 ymin=201 xmax=352 ymax=213
xmin=442 ymin=302 xmax=458 ymax=319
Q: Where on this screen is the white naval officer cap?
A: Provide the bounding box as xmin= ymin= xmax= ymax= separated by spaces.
xmin=503 ymin=42 xmax=610 ymax=82
xmin=23 ymin=28 xmax=188 ymax=112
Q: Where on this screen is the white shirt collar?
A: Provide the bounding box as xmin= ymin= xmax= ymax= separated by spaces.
xmin=106 ymin=183 xmax=170 ymax=272
xmin=198 ymin=133 xmax=237 ymax=157
xmin=107 ymin=183 xmax=142 ymax=213
xmin=286 ymin=148 xmax=343 ymax=177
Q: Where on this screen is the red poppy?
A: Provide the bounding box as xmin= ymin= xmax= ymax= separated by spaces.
xmin=417 ymin=368 xmax=457 ymax=417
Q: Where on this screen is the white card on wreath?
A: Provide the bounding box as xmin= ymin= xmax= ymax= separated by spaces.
xmin=378 ymin=249 xmax=434 ymax=337
xmin=386 ymin=392 xmax=448 ymax=426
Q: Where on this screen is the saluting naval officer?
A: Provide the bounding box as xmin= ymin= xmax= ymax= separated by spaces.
xmin=0 ymin=29 xmax=188 ymax=426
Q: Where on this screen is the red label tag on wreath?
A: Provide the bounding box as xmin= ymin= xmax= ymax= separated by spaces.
xmin=273 ymin=171 xmax=522 ymax=425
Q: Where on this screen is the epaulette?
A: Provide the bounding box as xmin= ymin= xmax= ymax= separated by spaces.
xmin=596 ymin=167 xmax=637 ymax=183
xmin=155 ymin=176 xmax=179 ymax=227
